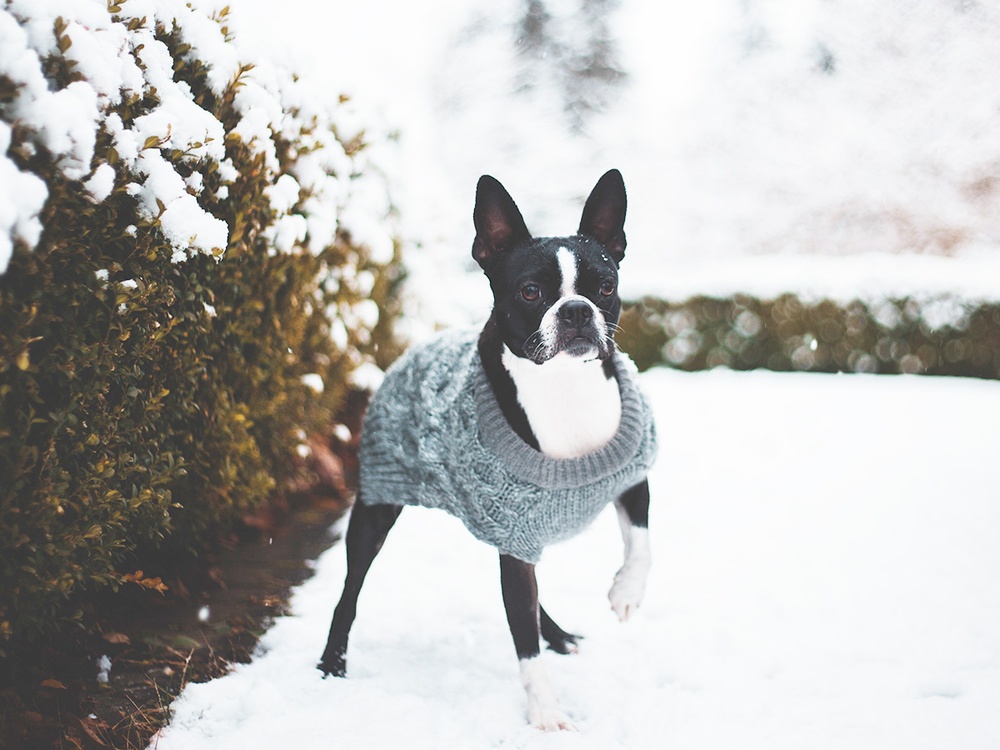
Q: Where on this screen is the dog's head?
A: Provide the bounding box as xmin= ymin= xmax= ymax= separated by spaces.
xmin=472 ymin=170 xmax=627 ymax=365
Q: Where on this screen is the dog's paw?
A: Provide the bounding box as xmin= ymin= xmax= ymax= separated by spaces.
xmin=531 ymin=710 xmax=577 ymax=732
xmin=520 ymin=656 xmax=577 ymax=732
xmin=529 ymin=702 xmax=577 ymax=732
xmin=540 ymin=615 xmax=582 ymax=655
xmin=317 ymin=650 xmax=347 ymax=678
xmin=544 ymin=632 xmax=581 ymax=655
xmin=608 ymin=562 xmax=649 ymax=622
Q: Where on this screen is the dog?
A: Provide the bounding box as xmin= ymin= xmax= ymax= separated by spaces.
xmin=318 ymin=170 xmax=658 ymax=731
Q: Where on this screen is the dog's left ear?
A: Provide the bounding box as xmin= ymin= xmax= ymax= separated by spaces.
xmin=579 ymin=169 xmax=627 ymax=265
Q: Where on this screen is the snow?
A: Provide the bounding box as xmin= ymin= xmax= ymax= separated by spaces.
xmin=153 ymin=368 xmax=1000 ymax=748
xmin=83 ymin=163 xmax=116 ymax=203
xmin=133 ymin=148 xmax=230 ymax=258
xmin=218 ymin=0 xmax=1000 ymax=328
xmin=627 ymin=253 xmax=1000 ymax=304
xmin=0 ymin=121 xmax=46 ymax=274
xmin=1 ymin=0 xmax=397 ymax=281
xmin=300 ymin=373 xmax=324 ymax=394
xmin=96 ymin=654 xmax=111 ymax=685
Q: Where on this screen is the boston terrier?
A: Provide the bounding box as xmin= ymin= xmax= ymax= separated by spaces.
xmin=319 ymin=170 xmax=657 ymax=731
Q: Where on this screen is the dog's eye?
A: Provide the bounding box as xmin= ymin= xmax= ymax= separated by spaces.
xmin=599 ymin=280 xmax=616 ymax=297
xmin=521 ymin=284 xmax=540 ymax=302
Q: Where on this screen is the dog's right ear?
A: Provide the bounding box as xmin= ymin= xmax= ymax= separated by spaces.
xmin=472 ymin=175 xmax=531 ymax=271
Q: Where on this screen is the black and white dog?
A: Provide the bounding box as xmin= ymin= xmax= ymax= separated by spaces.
xmin=319 ymin=170 xmax=655 ymax=731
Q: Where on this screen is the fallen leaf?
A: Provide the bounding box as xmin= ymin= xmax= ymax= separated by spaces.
xmin=79 ymin=716 xmax=110 ymax=746
xmin=40 ymin=678 xmax=67 ymax=690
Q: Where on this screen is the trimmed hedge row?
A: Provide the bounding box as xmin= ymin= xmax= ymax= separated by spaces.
xmin=0 ymin=4 xmax=401 ymax=649
xmin=619 ymin=294 xmax=1000 ymax=379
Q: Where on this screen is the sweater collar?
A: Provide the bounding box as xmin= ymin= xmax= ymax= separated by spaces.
xmin=473 ymin=349 xmax=650 ymax=490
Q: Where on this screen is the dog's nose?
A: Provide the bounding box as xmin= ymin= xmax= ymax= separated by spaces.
xmin=557 ymin=299 xmax=593 ymax=328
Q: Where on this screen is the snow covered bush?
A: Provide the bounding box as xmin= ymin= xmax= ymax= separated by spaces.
xmin=620 ymin=295 xmax=1000 ymax=379
xmin=0 ymin=0 xmax=401 ymax=648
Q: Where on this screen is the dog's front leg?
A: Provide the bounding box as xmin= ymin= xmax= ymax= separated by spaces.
xmin=609 ymin=480 xmax=651 ymax=621
xmin=499 ymin=554 xmax=575 ymax=731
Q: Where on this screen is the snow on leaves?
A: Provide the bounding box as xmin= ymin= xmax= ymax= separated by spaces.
xmin=0 ymin=0 xmax=391 ymax=275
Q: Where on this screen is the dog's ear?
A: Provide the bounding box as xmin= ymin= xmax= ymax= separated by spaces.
xmin=472 ymin=175 xmax=531 ymax=271
xmin=578 ymin=169 xmax=627 ymax=265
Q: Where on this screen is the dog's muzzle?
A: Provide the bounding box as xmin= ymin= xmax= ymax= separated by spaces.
xmin=527 ymin=297 xmax=611 ymax=363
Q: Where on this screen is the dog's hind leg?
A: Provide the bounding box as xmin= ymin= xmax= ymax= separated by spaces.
xmin=609 ymin=479 xmax=651 ymax=622
xmin=539 ymin=606 xmax=581 ymax=654
xmin=319 ymin=497 xmax=402 ymax=677
xmin=500 ymin=554 xmax=575 ymax=731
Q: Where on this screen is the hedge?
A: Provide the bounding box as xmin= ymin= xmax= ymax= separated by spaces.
xmin=619 ymin=294 xmax=1000 ymax=379
xmin=0 ymin=1 xmax=401 ymax=650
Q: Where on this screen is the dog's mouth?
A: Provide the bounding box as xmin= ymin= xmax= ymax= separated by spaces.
xmin=523 ymin=326 xmax=612 ymax=364
xmin=561 ymin=333 xmax=602 ymax=359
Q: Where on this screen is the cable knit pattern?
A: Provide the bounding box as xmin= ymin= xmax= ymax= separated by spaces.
xmin=360 ymin=329 xmax=658 ymax=563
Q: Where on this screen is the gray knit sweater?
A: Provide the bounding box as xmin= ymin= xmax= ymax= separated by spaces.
xmin=359 ymin=329 xmax=658 ymax=563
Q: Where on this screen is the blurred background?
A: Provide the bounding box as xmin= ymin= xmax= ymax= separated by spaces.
xmin=3 ymin=5 xmax=999 ymax=745
xmin=224 ymin=0 xmax=1000 ymax=379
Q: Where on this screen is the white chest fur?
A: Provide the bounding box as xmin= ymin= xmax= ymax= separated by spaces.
xmin=502 ymin=346 xmax=622 ymax=459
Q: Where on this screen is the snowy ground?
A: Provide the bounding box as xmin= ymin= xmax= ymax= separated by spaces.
xmin=153 ymin=368 xmax=1000 ymax=749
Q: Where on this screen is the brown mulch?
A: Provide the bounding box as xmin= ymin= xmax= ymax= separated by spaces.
xmin=0 ymin=428 xmax=359 ymax=750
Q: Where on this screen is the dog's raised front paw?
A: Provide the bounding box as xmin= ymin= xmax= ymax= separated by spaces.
xmin=608 ymin=562 xmax=649 ymax=622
